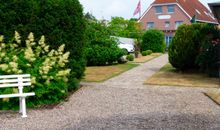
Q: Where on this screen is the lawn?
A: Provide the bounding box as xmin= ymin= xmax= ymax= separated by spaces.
xmin=145 ymin=63 xmax=220 ymax=88
xmin=83 ymin=63 xmax=138 ymax=82
xmin=205 ymin=92 xmax=220 ymax=105
xmin=132 ymin=53 xmax=162 ymax=63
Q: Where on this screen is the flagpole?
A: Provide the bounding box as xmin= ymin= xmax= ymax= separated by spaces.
xmin=139 ymin=0 xmax=141 ymax=19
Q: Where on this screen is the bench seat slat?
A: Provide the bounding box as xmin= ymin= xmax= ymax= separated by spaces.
xmin=0 ymin=92 xmax=35 ymax=98
xmin=0 ymin=79 xmax=31 ymax=83
xmin=0 ymin=74 xmax=30 ymax=79
xmin=0 ymin=82 xmax=31 ymax=88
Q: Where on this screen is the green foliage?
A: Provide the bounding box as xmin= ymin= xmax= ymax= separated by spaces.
xmin=84 ymin=19 xmax=124 ymax=66
xmin=168 ymin=24 xmax=204 ymax=70
xmin=141 ymin=51 xmax=148 ymax=56
xmin=108 ymin=17 xmax=143 ymax=40
xmin=195 ymin=24 xmax=220 ymax=77
xmin=0 ymin=33 xmax=71 ymax=109
xmin=126 ymin=54 xmax=134 ymax=61
xmin=0 ymin=0 xmax=86 ymax=90
xmin=142 ymin=50 xmax=152 ymax=56
xmin=141 ymin=29 xmax=166 ymax=52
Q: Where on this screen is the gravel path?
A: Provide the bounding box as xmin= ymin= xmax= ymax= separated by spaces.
xmin=1 ymin=54 xmax=220 ymax=130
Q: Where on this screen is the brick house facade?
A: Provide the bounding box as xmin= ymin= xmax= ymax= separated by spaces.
xmin=139 ymin=0 xmax=218 ymax=47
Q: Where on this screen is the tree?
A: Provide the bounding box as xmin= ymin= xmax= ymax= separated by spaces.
xmin=141 ymin=29 xmax=166 ymax=52
xmin=108 ymin=17 xmax=143 ymax=40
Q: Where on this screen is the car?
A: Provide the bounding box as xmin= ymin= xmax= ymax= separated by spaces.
xmin=112 ymin=36 xmax=135 ymax=53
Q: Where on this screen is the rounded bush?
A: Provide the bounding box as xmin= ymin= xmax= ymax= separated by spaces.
xmin=141 ymin=29 xmax=166 ymax=52
xmin=142 ymin=50 xmax=152 ymax=56
xmin=126 ymin=54 xmax=134 ymax=61
xmin=0 ymin=0 xmax=85 ymax=90
xmin=141 ymin=51 xmax=148 ymax=56
xmin=85 ymin=40 xmax=124 ymax=66
xmin=146 ymin=50 xmax=153 ymax=55
xmin=169 ymin=24 xmax=203 ymax=70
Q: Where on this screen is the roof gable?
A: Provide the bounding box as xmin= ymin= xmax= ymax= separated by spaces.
xmin=151 ymin=0 xmax=218 ymax=23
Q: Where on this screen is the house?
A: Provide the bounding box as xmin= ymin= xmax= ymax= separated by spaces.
xmin=209 ymin=2 xmax=220 ymax=23
xmin=138 ymin=0 xmax=218 ymax=47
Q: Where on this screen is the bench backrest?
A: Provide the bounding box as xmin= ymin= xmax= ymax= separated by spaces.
xmin=0 ymin=74 xmax=31 ymax=88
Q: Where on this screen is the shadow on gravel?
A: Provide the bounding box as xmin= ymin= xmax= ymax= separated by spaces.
xmin=64 ymin=112 xmax=220 ymax=130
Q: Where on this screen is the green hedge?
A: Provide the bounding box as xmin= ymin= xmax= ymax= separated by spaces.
xmin=0 ymin=0 xmax=86 ymax=90
xmin=141 ymin=29 xmax=166 ymax=52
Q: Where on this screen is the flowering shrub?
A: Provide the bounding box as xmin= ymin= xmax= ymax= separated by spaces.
xmin=0 ymin=32 xmax=71 ymax=109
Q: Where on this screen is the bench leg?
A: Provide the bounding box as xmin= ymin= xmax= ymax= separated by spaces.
xmin=21 ymin=97 xmax=27 ymax=118
xmin=19 ymin=97 xmax=22 ymax=113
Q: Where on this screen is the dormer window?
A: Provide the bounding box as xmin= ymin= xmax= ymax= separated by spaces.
xmin=167 ymin=5 xmax=174 ymax=13
xmin=155 ymin=6 xmax=162 ymax=14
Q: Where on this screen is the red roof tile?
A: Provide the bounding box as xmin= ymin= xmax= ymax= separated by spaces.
xmin=152 ymin=0 xmax=218 ymax=23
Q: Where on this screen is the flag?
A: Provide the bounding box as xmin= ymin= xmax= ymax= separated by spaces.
xmin=133 ymin=0 xmax=141 ymax=16
xmin=190 ymin=15 xmax=196 ymax=23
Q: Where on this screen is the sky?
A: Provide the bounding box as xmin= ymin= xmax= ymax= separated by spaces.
xmin=78 ymin=0 xmax=219 ymax=20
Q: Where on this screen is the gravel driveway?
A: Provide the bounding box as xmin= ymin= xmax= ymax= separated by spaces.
xmin=1 ymin=54 xmax=220 ymax=130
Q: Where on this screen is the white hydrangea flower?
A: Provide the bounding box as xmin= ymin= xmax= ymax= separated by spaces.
xmin=14 ymin=31 xmax=21 ymax=44
xmin=24 ymin=47 xmax=36 ymax=62
xmin=31 ymin=77 xmax=36 ymax=84
xmin=28 ymin=32 xmax=34 ymax=42
xmin=58 ymin=44 xmax=65 ymax=53
xmin=1 ymin=43 xmax=6 ymax=48
xmin=0 ymin=64 xmax=8 ymax=71
xmin=0 ymin=35 xmax=4 ymax=42
xmin=44 ymin=45 xmax=49 ymax=52
xmin=12 ymin=55 xmax=18 ymax=61
xmin=0 ymin=52 xmax=6 ymax=58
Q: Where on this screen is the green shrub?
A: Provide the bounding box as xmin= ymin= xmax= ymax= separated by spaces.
xmin=195 ymin=24 xmax=220 ymax=77
xmin=141 ymin=51 xmax=148 ymax=56
xmin=0 ymin=32 xmax=71 ymax=109
xmin=141 ymin=29 xmax=166 ymax=52
xmin=146 ymin=50 xmax=153 ymax=55
xmin=0 ymin=0 xmax=85 ymax=90
xmin=141 ymin=50 xmax=152 ymax=56
xmin=85 ymin=43 xmax=124 ymax=66
xmin=169 ymin=24 xmax=203 ymax=70
xmin=84 ymin=20 xmax=124 ymax=66
xmin=126 ymin=54 xmax=134 ymax=61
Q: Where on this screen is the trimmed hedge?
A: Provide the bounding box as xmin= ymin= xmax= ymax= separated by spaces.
xmin=142 ymin=50 xmax=153 ymax=56
xmin=141 ymin=29 xmax=166 ymax=52
xmin=126 ymin=54 xmax=134 ymax=61
xmin=0 ymin=0 xmax=86 ymax=90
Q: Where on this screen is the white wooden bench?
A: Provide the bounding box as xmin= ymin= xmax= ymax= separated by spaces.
xmin=0 ymin=74 xmax=35 ymax=118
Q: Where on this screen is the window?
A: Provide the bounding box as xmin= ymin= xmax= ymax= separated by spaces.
xmin=147 ymin=22 xmax=154 ymax=29
xmin=165 ymin=21 xmax=170 ymax=28
xmin=167 ymin=5 xmax=174 ymax=13
xmin=175 ymin=21 xmax=183 ymax=29
xmin=155 ymin=6 xmax=162 ymax=14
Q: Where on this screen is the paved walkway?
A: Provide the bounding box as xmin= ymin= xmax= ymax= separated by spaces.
xmin=1 ymin=54 xmax=220 ymax=130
